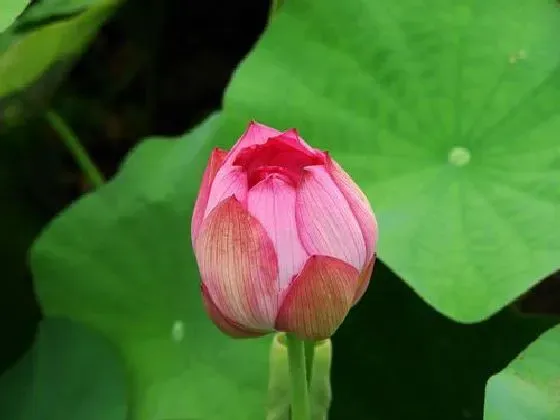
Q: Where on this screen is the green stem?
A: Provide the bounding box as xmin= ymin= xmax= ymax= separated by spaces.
xmin=46 ymin=110 xmax=105 ymax=188
xmin=286 ymin=334 xmax=310 ymax=420
xmin=304 ymin=340 xmax=315 ymax=389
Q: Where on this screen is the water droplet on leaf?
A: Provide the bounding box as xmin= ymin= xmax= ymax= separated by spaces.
xmin=448 ymin=147 xmax=471 ymax=167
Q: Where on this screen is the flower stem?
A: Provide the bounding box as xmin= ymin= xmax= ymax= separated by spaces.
xmin=46 ymin=110 xmax=105 ymax=188
xmin=304 ymin=340 xmax=315 ymax=388
xmin=286 ymin=333 xmax=310 ymax=420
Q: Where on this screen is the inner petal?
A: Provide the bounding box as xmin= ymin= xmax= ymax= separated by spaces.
xmin=295 ymin=165 xmax=367 ymax=270
xmin=248 ymin=175 xmax=309 ymax=292
xmin=234 ymin=134 xmax=325 ymax=188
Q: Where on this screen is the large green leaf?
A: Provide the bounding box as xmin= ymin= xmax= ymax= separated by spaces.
xmin=216 ymin=0 xmax=560 ymax=322
xmin=0 ymin=317 xmax=127 ymax=420
xmin=0 ymin=0 xmax=29 ymax=33
xmin=30 ymin=114 xmax=271 ymax=420
xmin=483 ymin=323 xmax=560 ymax=420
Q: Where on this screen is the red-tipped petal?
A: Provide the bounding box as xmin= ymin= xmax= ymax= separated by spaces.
xmin=275 ymin=256 xmax=359 ymax=340
xmin=326 ymin=156 xmax=378 ymax=260
xmin=277 ymin=128 xmax=319 ymax=155
xmin=228 ymin=121 xmax=283 ymax=162
xmin=353 ymin=255 xmax=376 ymax=305
xmin=195 ymin=196 xmax=279 ymax=332
xmin=295 ymin=166 xmax=367 ymax=270
xmin=201 ymin=284 xmax=267 ymax=338
xmin=191 ymin=148 xmax=228 ymax=242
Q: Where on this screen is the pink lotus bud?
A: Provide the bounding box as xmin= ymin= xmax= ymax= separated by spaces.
xmin=192 ymin=121 xmax=378 ymax=340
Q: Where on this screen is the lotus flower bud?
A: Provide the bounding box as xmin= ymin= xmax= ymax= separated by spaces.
xmin=191 ymin=121 xmax=378 ymax=340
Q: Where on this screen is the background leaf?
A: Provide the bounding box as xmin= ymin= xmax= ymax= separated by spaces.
xmin=0 ymin=0 xmax=122 ymax=125
xmin=483 ymin=323 xmax=560 ymax=420
xmin=213 ymin=0 xmax=560 ymax=322
xmin=15 ymin=0 xmax=103 ymax=28
xmin=31 ymin=114 xmax=272 ymax=420
xmin=0 ymin=316 xmax=127 ymax=420
xmin=0 ymin=0 xmax=29 ymax=33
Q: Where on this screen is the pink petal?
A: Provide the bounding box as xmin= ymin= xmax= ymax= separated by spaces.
xmin=295 ymin=165 xmax=367 ymax=269
xmin=326 ymin=156 xmax=378 ymax=261
xmin=201 ymin=284 xmax=267 ymax=338
xmin=204 ymin=165 xmax=248 ymax=218
xmin=248 ymin=175 xmax=309 ymax=291
xmin=194 ymin=196 xmax=279 ymax=331
xmin=191 ymin=148 xmax=228 ymax=242
xmin=353 ymin=255 xmax=376 ymax=305
xmin=228 ymin=121 xmax=283 ymax=162
xmin=275 ymin=256 xmax=359 ymax=340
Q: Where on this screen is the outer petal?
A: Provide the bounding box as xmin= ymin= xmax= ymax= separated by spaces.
xmin=228 ymin=121 xmax=283 ymax=162
xmin=248 ymin=175 xmax=309 ymax=291
xmin=295 ymin=165 xmax=367 ymax=270
xmin=326 ymin=156 xmax=378 ymax=261
xmin=353 ymin=255 xmax=376 ymax=305
xmin=195 ymin=196 xmax=278 ymax=331
xmin=203 ymin=165 xmax=248 ymax=218
xmin=201 ymin=284 xmax=267 ymax=338
xmin=275 ymin=256 xmax=359 ymax=340
xmin=191 ymin=148 xmax=228 ymax=242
